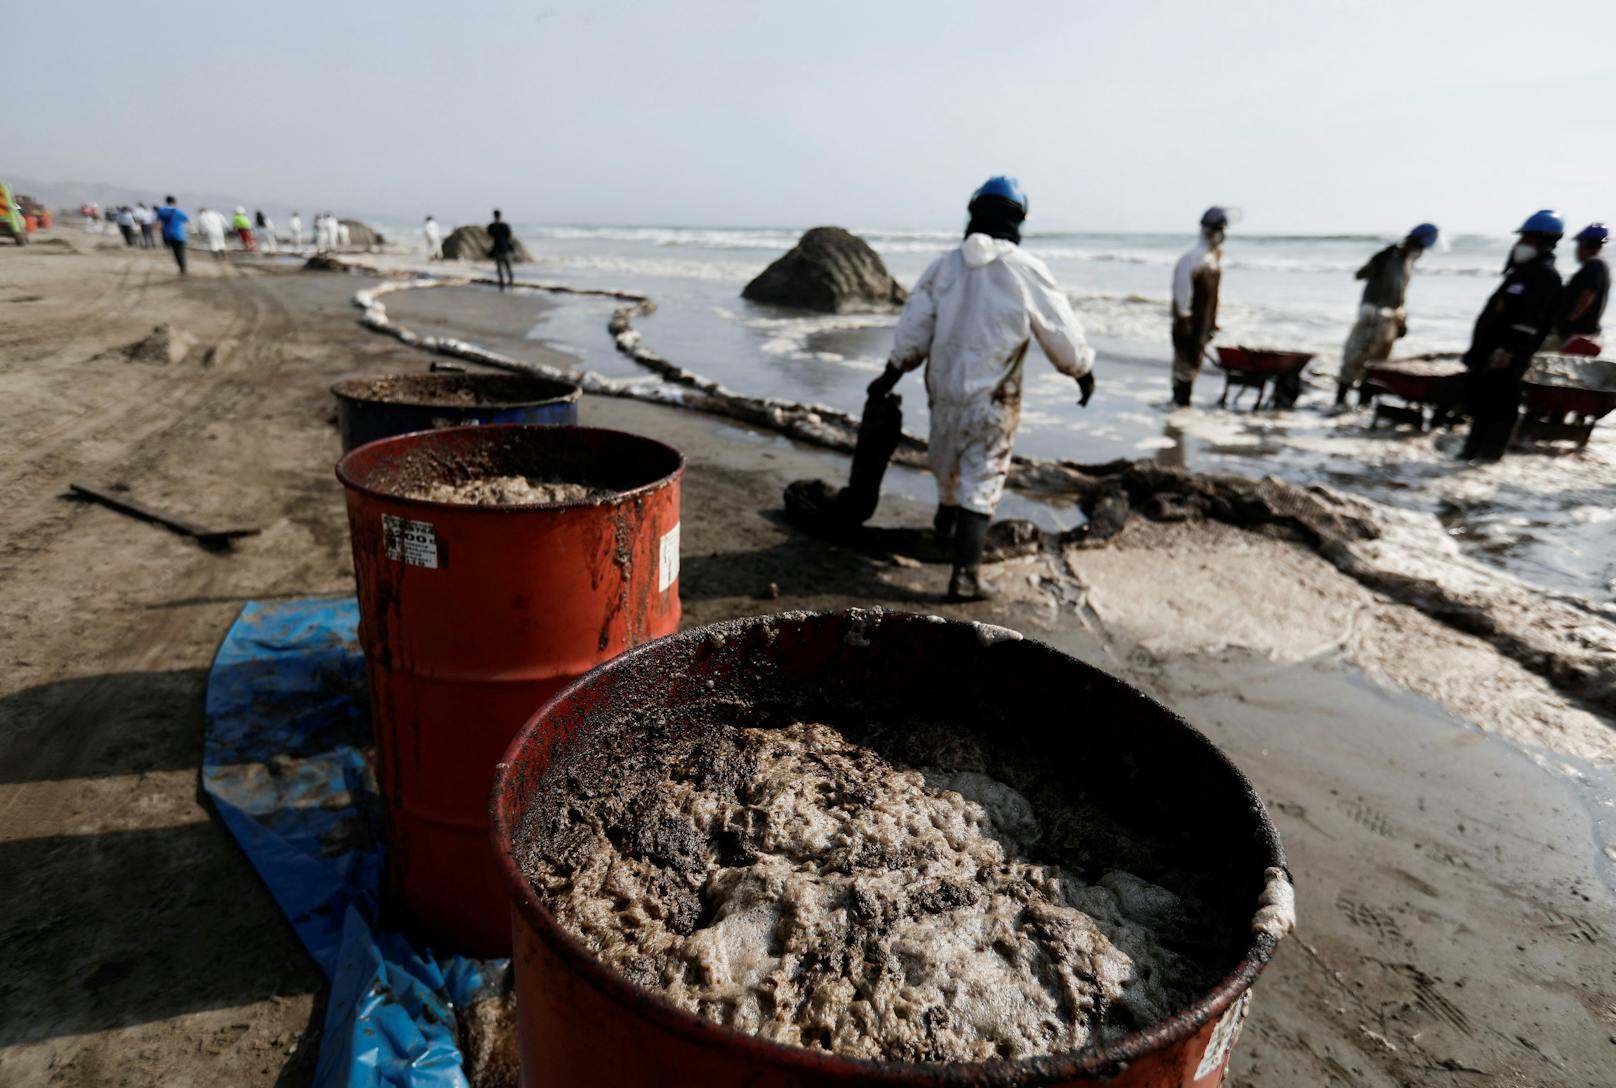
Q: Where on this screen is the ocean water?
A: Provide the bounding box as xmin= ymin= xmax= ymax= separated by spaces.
xmin=377 ymin=223 xmax=1615 ymax=604
xmin=516 ymin=224 xmax=1511 ymax=360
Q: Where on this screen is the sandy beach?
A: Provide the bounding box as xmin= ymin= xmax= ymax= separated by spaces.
xmin=1 ymin=237 xmax=1613 ymax=1087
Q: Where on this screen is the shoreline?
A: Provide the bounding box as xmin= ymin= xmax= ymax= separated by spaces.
xmin=0 ymin=241 xmax=1612 ymax=1087
xmin=338 ymin=253 xmax=1616 ymax=748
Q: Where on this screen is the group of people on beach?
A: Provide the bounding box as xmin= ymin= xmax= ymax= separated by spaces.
xmin=122 ymin=197 xmax=356 ymax=274
xmin=90 ymin=203 xmax=160 ymax=249
xmin=1176 ymin=206 xmax=1603 ymax=459
xmin=1166 ymin=206 xmax=1608 ymax=461
xmin=101 ymin=181 xmax=1606 ymax=603
xmin=420 ymin=211 xmax=517 ymax=290
xmin=868 ymin=179 xmax=1611 ymax=600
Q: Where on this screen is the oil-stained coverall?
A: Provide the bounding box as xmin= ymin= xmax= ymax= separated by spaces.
xmin=1340 ymin=244 xmax=1416 ymax=391
xmin=887 ymin=233 xmax=1095 ymax=516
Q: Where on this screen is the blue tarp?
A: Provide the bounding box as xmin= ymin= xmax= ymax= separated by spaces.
xmin=203 ymin=598 xmax=504 ymax=1088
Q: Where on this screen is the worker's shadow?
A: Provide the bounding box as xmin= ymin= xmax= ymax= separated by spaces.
xmin=678 ymin=510 xmax=944 ymax=607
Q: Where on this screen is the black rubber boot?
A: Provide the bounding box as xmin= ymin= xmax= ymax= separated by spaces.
xmin=933 ymin=504 xmax=959 ymax=544
xmin=1335 ymin=382 xmax=1350 ymax=406
xmin=946 ymin=511 xmax=996 ymax=602
xmin=1172 ymin=381 xmax=1192 ymax=407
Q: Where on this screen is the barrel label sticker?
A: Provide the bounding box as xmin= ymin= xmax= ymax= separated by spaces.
xmin=1193 ymin=991 xmax=1251 ymax=1081
xmin=383 ymin=514 xmax=439 ymax=569
xmin=659 ymin=523 xmax=680 ymax=592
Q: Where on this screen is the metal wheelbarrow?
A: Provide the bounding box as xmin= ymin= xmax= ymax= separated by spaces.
xmin=1213 ymin=346 xmax=1314 ymax=410
xmin=1362 ymin=358 xmax=1467 ymax=431
xmin=1518 ymin=355 xmax=1616 ymax=447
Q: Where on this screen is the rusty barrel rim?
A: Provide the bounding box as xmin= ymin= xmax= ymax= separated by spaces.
xmin=490 ymin=609 xmax=1288 ymax=1087
xmin=334 ymin=422 xmax=685 ymax=512
xmin=330 ymin=372 xmax=582 ymax=411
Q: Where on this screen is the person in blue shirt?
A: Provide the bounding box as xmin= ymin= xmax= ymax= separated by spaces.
xmin=154 ymin=195 xmax=190 ymax=275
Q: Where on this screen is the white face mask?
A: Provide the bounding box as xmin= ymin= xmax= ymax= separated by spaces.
xmin=1511 ymin=242 xmax=1538 ymax=265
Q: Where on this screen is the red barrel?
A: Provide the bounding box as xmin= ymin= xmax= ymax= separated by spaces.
xmin=492 ymin=611 xmax=1290 ymax=1087
xmin=339 ymin=424 xmax=683 ymax=957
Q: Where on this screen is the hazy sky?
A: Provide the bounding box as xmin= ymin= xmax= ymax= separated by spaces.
xmin=15 ymin=0 xmax=1616 ymax=233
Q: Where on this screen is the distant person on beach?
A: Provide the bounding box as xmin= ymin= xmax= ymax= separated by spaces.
xmin=232 ymin=207 xmax=255 ymax=251
xmin=135 ymin=203 xmax=155 ymax=248
xmin=337 ymin=220 xmax=351 ymax=248
xmin=423 ymin=215 xmax=442 ymax=260
xmin=866 ymin=177 xmax=1095 ymax=602
xmin=288 ymin=211 xmax=303 ymax=247
xmin=198 ymin=207 xmax=229 ymax=259
xmin=154 ymin=196 xmax=189 ymax=274
xmin=115 ymin=206 xmax=137 ymax=246
xmin=488 ymin=209 xmax=515 ymax=289
xmin=1458 ymin=210 xmax=1564 ymax=463
xmin=1547 ymin=223 xmax=1609 ymax=349
xmin=255 ymin=210 xmax=277 ymax=253
xmin=1169 ymin=207 xmax=1227 ymax=406
xmin=1336 ymin=223 xmax=1439 ymax=406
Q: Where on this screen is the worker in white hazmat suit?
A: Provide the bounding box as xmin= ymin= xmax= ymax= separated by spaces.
xmin=423 ymin=215 xmax=443 ymax=260
xmin=197 ymin=206 xmax=229 ymax=259
xmin=288 ymin=211 xmax=303 ymax=247
xmin=868 ymin=176 xmax=1095 ymax=601
xmin=255 ymin=209 xmax=278 ymax=253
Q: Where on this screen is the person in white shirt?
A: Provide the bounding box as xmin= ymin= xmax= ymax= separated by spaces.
xmin=134 ymin=203 xmax=155 ymax=248
xmin=288 ymin=211 xmax=303 ymax=247
xmin=866 ymin=176 xmax=1095 ymax=601
xmin=1169 ymin=207 xmax=1227 ymax=406
xmin=423 ymin=215 xmax=442 ymax=260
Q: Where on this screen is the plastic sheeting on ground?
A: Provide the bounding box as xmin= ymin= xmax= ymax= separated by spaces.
xmin=202 ymin=597 xmax=504 ymax=1088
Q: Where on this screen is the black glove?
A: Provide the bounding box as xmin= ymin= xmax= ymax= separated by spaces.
xmin=1076 ymin=372 xmax=1096 ymax=407
xmin=867 ymin=363 xmax=903 ymax=397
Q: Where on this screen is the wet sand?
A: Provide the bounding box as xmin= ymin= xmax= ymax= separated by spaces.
xmin=0 ymin=238 xmax=1612 ymax=1086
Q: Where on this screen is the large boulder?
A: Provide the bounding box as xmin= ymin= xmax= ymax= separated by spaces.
xmin=742 ymin=227 xmax=906 ymax=313
xmin=442 ymin=224 xmax=532 ymax=263
xmin=338 ymin=219 xmax=385 ymax=250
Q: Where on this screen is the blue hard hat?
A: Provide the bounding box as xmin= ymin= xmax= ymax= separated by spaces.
xmin=1201 ymin=206 xmax=1230 ymax=229
xmin=1576 ymin=222 xmax=1609 ymax=245
xmin=1518 ymin=209 xmax=1565 ymax=236
xmin=1407 ymin=222 xmax=1439 ymax=247
xmin=970 ymin=176 xmax=1028 ymax=215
